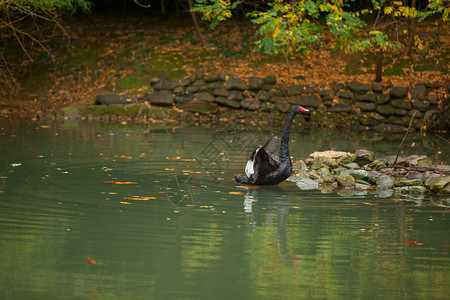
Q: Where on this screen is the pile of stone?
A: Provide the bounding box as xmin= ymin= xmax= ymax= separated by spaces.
xmin=288 ymin=149 xmax=450 ymax=200
xmin=143 ymin=72 xmax=448 ymax=130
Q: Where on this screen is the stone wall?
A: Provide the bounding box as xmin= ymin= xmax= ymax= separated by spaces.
xmin=143 ymin=72 xmax=449 ymax=131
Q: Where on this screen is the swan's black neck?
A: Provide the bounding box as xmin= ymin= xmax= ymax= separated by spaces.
xmin=279 ymin=110 xmax=298 ymax=162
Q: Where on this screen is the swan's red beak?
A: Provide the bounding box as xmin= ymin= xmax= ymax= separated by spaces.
xmin=298 ymin=106 xmax=309 ymax=112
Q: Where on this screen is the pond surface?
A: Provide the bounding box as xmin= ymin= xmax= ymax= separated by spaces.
xmin=0 ymin=121 xmax=449 ymax=299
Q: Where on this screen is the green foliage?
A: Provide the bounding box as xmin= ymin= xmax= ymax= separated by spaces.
xmin=9 ymin=0 xmax=92 ymax=13
xmin=194 ymin=0 xmax=449 ymax=58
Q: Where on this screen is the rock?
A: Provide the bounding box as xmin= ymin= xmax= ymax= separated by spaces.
xmin=347 ymin=81 xmax=371 ymax=94
xmin=286 ymin=85 xmax=304 ymax=96
xmin=212 ymin=88 xmax=229 ymax=98
xmin=179 ymin=101 xmax=218 ymax=114
xmin=336 ymin=174 xmax=355 ymax=187
xmin=215 ymin=97 xmax=240 ymax=108
xmin=310 ymin=151 xmax=351 ymax=160
xmin=394 ymin=178 xmax=423 ymax=187
xmin=343 ymin=169 xmax=369 ymax=180
xmin=149 ymin=90 xmax=174 ymax=106
xmin=240 ymin=99 xmax=261 ymax=111
xmin=204 ymin=74 xmax=219 ymax=82
xmin=275 ymin=102 xmax=291 ymax=113
xmin=389 ymin=86 xmax=408 ymax=98
xmin=400 ymin=155 xmax=432 ymax=167
xmin=318 ymin=167 xmax=335 ymax=183
xmin=194 ymin=92 xmax=215 ymax=102
xmin=393 ymin=186 xmax=428 ymax=195
xmin=226 ymin=77 xmax=246 ymax=90
xmin=356 ymin=93 xmax=378 ymax=102
xmin=186 ymin=85 xmax=200 ymax=93
xmin=367 ymin=112 xmax=385 ymax=121
xmin=289 ymin=95 xmax=322 ymax=108
xmin=393 ymin=108 xmax=408 ymax=116
xmin=248 ymin=76 xmax=264 ymax=90
xmin=304 ymin=86 xmax=316 ymax=94
xmin=375 ymin=94 xmax=391 ymax=105
xmin=355 ymin=102 xmax=376 ymax=111
xmin=208 ymin=82 xmax=224 ymax=90
xmin=368 ymin=160 xmax=386 ymax=169
xmin=424 ymin=175 xmax=450 ymax=192
xmin=371 ymin=81 xmax=383 ymax=93
xmin=375 ymin=104 xmax=394 ymax=116
xmin=337 ymin=90 xmax=353 ymax=100
xmin=95 ymin=94 xmax=137 ymax=105
xmin=391 ymin=99 xmax=412 ymax=109
xmin=261 ymin=102 xmax=274 ymax=111
xmin=353 ymin=149 xmax=375 ymax=166
xmin=355 ymin=180 xmax=372 ymax=189
xmin=153 ymin=78 xmax=178 ymax=90
xmin=332 ymin=83 xmax=343 ymax=93
xmin=377 ymin=175 xmax=395 ymax=188
xmin=292 ymin=160 xmax=308 ymax=172
xmin=174 ymin=93 xmax=194 ymax=103
xmin=412 ymin=100 xmax=430 ymax=112
xmin=424 ymin=110 xmax=439 ymax=121
xmin=328 ymin=103 xmax=352 ymax=112
xmin=179 ymin=78 xmax=193 ymax=87
xmin=264 ymin=75 xmax=277 ymax=85
xmin=427 ymin=95 xmax=439 ymax=104
xmin=410 ymin=85 xmax=427 ymax=100
xmin=295 ymin=172 xmax=319 ymax=190
xmin=367 ymin=170 xmax=382 ymax=184
xmin=256 ymin=91 xmax=270 ymax=102
xmin=229 ymin=90 xmax=244 ymax=101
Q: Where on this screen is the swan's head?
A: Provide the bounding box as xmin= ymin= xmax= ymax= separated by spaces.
xmin=293 ymin=105 xmax=309 ymax=113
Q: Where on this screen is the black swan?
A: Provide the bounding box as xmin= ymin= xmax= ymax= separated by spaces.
xmin=234 ymin=105 xmax=309 ymax=185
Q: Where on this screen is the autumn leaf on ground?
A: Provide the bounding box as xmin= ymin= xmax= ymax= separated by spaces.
xmin=123 ymin=196 xmax=156 ymax=200
xmin=103 ymin=181 xmax=138 ymax=184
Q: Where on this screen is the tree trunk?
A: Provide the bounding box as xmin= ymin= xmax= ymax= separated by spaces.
xmin=186 ymin=0 xmax=206 ymax=49
xmin=375 ymin=50 xmax=383 ymax=82
xmin=403 ymin=0 xmax=416 ymax=57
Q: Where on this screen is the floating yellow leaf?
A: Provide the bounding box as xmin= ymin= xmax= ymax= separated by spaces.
xmin=123 ymin=196 xmax=156 ymax=201
xmin=103 ymin=181 xmax=138 ymax=185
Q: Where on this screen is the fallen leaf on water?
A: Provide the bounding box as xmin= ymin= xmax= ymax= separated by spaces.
xmin=228 ymin=191 xmax=244 ymax=195
xmin=120 ymin=201 xmax=131 ymax=205
xmin=237 ymin=185 xmax=260 ymax=189
xmin=181 ymin=158 xmax=196 ymax=162
xmin=116 ymin=155 xmax=132 ymax=159
xmin=191 ymin=171 xmax=202 ymax=174
xmin=10 ymin=163 xmax=22 ymax=167
xmin=166 ymin=156 xmax=181 ymax=160
xmin=123 ymin=196 xmax=156 ymax=201
xmin=86 ymin=257 xmax=96 ymax=265
xmin=103 ymin=181 xmax=138 ymax=185
xmin=405 ymin=241 xmax=422 ymax=245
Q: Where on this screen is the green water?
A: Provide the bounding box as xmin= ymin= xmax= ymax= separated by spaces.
xmin=0 ymin=121 xmax=449 ymax=299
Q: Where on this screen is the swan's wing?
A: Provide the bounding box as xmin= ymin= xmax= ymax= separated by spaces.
xmin=262 ymin=136 xmax=280 ymax=164
xmin=262 ymin=136 xmax=278 ymax=156
xmin=245 ymin=147 xmax=261 ymax=178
